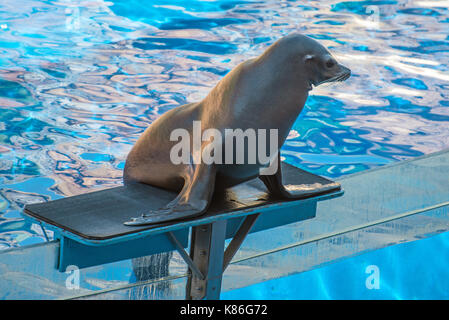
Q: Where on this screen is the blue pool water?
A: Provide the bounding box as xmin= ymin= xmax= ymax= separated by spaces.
xmin=0 ymin=0 xmax=448 ymax=298
xmin=222 ymin=230 xmax=449 ymax=300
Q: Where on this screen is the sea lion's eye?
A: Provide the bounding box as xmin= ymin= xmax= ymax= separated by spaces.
xmin=326 ymin=60 xmax=335 ymax=68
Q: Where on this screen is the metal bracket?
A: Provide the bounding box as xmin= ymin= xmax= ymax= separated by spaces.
xmin=167 ymin=232 xmax=205 ymax=280
xmin=223 ymin=213 xmax=260 ymax=271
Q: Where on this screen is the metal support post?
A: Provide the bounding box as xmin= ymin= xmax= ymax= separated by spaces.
xmin=186 ymin=220 xmax=227 ymax=300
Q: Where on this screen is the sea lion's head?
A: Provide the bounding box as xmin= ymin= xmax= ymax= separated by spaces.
xmin=267 ymin=34 xmax=351 ymax=91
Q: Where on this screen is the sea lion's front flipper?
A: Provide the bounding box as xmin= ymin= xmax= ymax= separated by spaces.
xmin=259 ymin=154 xmax=340 ymax=199
xmin=124 ymin=164 xmax=216 ymax=226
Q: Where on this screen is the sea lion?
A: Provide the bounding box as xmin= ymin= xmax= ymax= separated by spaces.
xmin=123 ymin=33 xmax=351 ymax=226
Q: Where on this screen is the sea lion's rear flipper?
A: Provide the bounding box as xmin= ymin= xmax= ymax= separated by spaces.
xmin=259 ymin=154 xmax=340 ymax=199
xmin=124 ymin=164 xmax=216 ymax=226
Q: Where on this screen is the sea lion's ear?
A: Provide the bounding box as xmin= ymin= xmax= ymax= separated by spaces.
xmin=303 ymin=54 xmax=314 ymax=63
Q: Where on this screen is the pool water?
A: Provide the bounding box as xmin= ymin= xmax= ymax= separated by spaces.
xmin=222 ymin=230 xmax=449 ymax=300
xmin=0 ymin=0 xmax=448 ymax=298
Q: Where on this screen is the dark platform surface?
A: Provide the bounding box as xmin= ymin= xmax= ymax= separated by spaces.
xmin=24 ymin=163 xmax=340 ymax=241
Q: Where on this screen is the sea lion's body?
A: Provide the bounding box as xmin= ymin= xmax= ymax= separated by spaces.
xmin=123 ymin=34 xmax=350 ymax=225
xmin=124 ymin=57 xmax=307 ymax=190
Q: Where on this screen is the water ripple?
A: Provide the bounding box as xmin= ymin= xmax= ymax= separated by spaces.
xmin=0 ymin=0 xmax=448 ymax=248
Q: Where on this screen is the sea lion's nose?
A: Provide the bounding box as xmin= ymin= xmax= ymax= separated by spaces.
xmin=340 ymin=65 xmax=351 ymax=78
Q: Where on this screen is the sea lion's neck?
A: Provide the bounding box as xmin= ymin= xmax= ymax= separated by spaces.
xmin=248 ymin=54 xmax=309 ymax=126
xmin=203 ymin=53 xmax=309 ymax=137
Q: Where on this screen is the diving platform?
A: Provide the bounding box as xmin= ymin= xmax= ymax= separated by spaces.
xmin=0 ymin=149 xmax=448 ymax=299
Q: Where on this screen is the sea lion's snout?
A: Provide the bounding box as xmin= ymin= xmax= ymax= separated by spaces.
xmin=336 ymin=64 xmax=351 ymax=82
xmin=320 ymin=54 xmax=351 ymax=82
xmin=301 ymin=51 xmax=350 ymax=90
xmin=332 ymin=64 xmax=351 ymax=82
